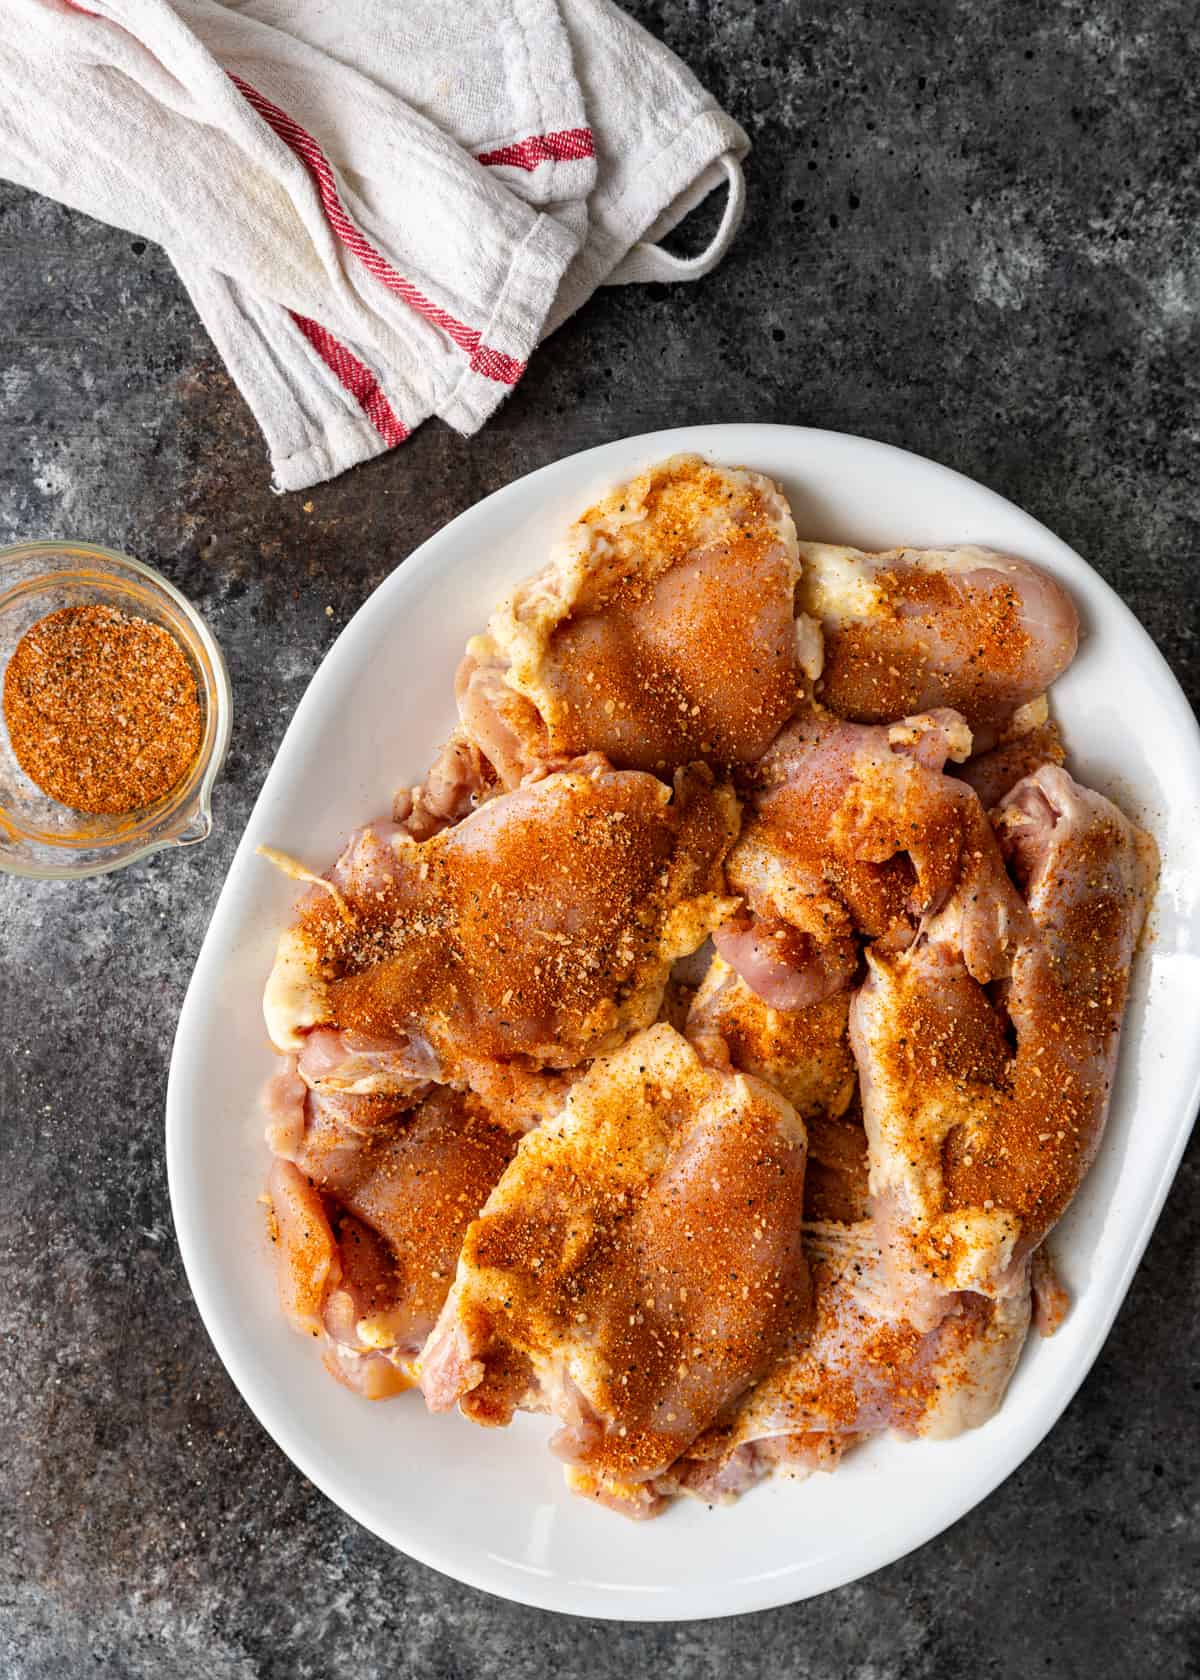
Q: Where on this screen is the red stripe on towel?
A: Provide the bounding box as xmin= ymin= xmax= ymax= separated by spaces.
xmin=230 ymin=75 xmax=526 ymax=387
xmin=477 ymin=128 xmax=595 ymax=172
xmin=290 ymin=313 xmax=409 ymax=448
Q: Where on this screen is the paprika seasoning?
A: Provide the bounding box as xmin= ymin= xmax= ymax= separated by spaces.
xmin=3 ymin=603 xmax=202 ymax=815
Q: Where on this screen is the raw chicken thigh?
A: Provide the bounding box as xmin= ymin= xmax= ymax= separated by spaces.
xmin=797 ymin=542 xmax=1078 ymax=749
xmin=420 ymin=1024 xmax=812 ymax=1517
xmin=717 ymin=705 xmax=1029 ymax=1008
xmin=262 ymin=757 xmax=739 ymax=1095
xmin=853 ymin=765 xmax=1157 ymax=1327
xmin=265 ymin=1075 xmax=517 ymax=1398
xmin=672 ymin=1219 xmax=1033 ymax=1502
xmin=667 ymin=1107 xmax=1038 ymax=1505
xmin=456 ymin=454 xmax=812 ymax=781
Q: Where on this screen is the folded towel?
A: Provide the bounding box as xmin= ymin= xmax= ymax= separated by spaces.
xmin=0 ymin=0 xmax=747 ymax=490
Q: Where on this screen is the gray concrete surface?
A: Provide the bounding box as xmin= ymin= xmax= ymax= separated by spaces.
xmin=1 ymin=1 xmax=1197 ymax=1675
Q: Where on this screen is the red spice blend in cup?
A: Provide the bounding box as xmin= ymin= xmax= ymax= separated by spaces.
xmin=3 ymin=603 xmax=202 ymax=815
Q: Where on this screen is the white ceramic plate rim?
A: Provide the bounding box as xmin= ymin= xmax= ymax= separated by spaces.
xmin=167 ymin=425 xmax=1200 ymax=1620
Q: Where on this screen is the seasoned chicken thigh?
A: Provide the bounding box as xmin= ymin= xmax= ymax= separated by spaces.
xmin=456 ymin=455 xmax=810 ymax=781
xmin=667 ymin=1111 xmax=1043 ymax=1504
xmin=718 ymin=705 xmax=1030 ymax=1008
xmin=853 ymin=765 xmax=1157 ymax=1327
xmin=262 ymin=758 xmax=738 ymax=1096
xmin=671 ymin=1219 xmax=1033 ymax=1503
xmin=265 ymin=1078 xmax=517 ymax=1398
xmin=797 ymin=542 xmax=1078 ymax=749
xmin=420 ymin=1024 xmax=812 ymax=1518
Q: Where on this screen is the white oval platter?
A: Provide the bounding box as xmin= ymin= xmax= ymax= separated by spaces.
xmin=167 ymin=425 xmax=1200 ymax=1620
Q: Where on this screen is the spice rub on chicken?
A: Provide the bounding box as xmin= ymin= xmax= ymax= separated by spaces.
xmin=796 ymin=542 xmax=1079 ymax=751
xmin=262 ymin=758 xmax=739 ymax=1095
xmin=455 ymin=454 xmax=813 ymax=783
xmin=686 ymin=953 xmax=857 ymax=1123
xmin=953 ymin=711 xmax=1066 ymax=810
xmin=853 ymin=765 xmax=1157 ymax=1328
xmin=265 ymin=1075 xmax=518 ymax=1399
xmin=715 ymin=705 xmax=1030 ymax=1010
xmin=419 ymin=1024 xmax=813 ymax=1518
xmin=666 ymin=1108 xmax=1046 ymax=1506
xmin=669 ymin=1219 xmax=1034 ymax=1505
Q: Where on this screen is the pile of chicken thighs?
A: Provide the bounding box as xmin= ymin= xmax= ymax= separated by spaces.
xmin=261 ymin=455 xmax=1156 ymax=1518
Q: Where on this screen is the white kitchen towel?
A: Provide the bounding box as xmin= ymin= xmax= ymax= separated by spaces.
xmin=0 ymin=0 xmax=748 ymax=491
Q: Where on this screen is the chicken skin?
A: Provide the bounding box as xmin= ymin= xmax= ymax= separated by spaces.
xmin=853 ymin=765 xmax=1157 ymax=1327
xmin=797 ymin=542 xmax=1078 ymax=750
xmin=262 ymin=758 xmax=739 ymax=1100
xmin=264 ymin=1076 xmax=518 ymax=1398
xmin=456 ymin=454 xmax=811 ymax=782
xmin=419 ymin=1024 xmax=812 ymax=1518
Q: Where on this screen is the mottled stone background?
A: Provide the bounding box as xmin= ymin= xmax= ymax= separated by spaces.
xmin=1 ymin=1 xmax=1197 ymax=1675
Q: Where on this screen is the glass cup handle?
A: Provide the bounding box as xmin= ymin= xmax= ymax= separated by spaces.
xmin=172 ymin=795 xmax=213 ymax=847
